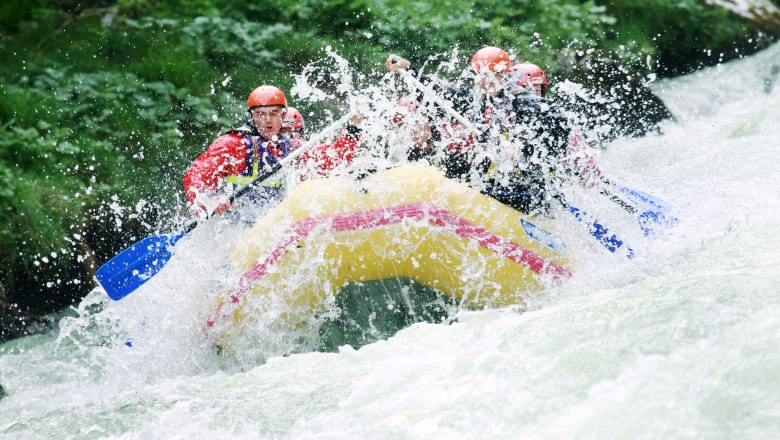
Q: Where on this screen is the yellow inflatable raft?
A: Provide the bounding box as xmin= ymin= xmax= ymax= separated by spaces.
xmin=205 ymin=163 xmax=571 ymax=340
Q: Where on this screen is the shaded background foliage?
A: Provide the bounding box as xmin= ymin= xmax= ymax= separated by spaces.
xmin=0 ymin=0 xmax=775 ymax=339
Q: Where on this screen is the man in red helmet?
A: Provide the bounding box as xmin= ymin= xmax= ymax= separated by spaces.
xmin=183 ymin=86 xmax=362 ymax=218
xmin=280 ymin=106 xmax=364 ymax=179
xmin=184 ymin=85 xmax=292 ymax=218
xmin=509 ymin=62 xmax=548 ymax=97
xmin=385 ymin=47 xmax=571 ymax=214
xmin=282 ymin=107 xmax=306 ymax=148
xmin=509 ymin=62 xmax=603 ymax=187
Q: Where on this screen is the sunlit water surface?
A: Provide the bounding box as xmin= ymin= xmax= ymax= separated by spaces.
xmin=2 ymin=43 xmax=780 ymax=439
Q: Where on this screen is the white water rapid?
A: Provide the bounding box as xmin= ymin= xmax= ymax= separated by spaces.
xmin=1 ymin=42 xmax=779 ymax=439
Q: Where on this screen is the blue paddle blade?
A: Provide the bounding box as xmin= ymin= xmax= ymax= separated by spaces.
xmin=617 ymin=186 xmax=679 ymax=237
xmin=619 ymin=186 xmax=671 ymax=214
xmin=567 ymin=204 xmax=634 ymax=258
xmin=638 ymin=210 xmax=680 ymax=237
xmin=96 ymin=230 xmax=185 ymax=300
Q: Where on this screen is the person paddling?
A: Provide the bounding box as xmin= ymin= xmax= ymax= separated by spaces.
xmin=184 ymin=87 xmax=363 ymax=218
xmin=509 ymin=62 xmax=603 ymax=188
xmin=183 ymin=86 xmax=292 ymax=218
xmin=281 ymin=107 xmax=364 ymax=179
xmin=281 ymin=106 xmax=306 ymax=148
xmin=509 ymin=62 xmax=549 ymax=97
xmin=386 ymin=47 xmax=572 ymax=215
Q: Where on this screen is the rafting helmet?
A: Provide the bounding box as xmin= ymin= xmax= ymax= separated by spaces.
xmin=470 ymin=46 xmax=511 ymax=74
xmin=247 ymin=85 xmax=287 ymax=109
xmin=509 ymin=63 xmax=548 ymax=97
xmin=282 ymin=107 xmax=305 ymax=133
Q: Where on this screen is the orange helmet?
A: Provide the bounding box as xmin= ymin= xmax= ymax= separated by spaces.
xmin=282 ymin=107 xmax=305 ymax=131
xmin=470 ymin=46 xmax=511 ymax=73
xmin=247 ymin=85 xmax=287 ymax=109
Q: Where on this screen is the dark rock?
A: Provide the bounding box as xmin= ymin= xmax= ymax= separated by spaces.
xmin=0 ymin=283 xmax=42 ymax=344
xmin=1 ymin=307 xmax=60 ymax=345
xmin=0 ymin=307 xmax=29 ymax=344
xmin=0 ymin=307 xmax=55 ymax=344
xmin=0 ymin=383 xmax=5 ymax=401
xmin=554 ymin=48 xmax=675 ymax=142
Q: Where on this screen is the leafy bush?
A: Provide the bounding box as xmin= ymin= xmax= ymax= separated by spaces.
xmin=0 ymin=65 xmax=241 ymax=311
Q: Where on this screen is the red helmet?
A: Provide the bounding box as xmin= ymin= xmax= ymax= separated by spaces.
xmin=247 ymin=85 xmax=287 ymax=109
xmin=282 ymin=107 xmax=305 ymax=131
xmin=470 ymin=46 xmax=511 ymax=73
xmin=509 ymin=63 xmax=548 ymax=96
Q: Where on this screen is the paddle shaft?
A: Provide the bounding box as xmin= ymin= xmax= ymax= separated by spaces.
xmin=398 ymin=69 xmax=492 ymax=146
xmin=97 ymin=110 xmax=358 ymax=301
xmin=598 ymin=184 xmax=638 ymax=215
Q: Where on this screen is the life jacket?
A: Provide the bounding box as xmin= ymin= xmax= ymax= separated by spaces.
xmin=475 ymin=92 xmax=521 ymax=181
xmin=480 ymin=93 xmax=514 ymax=128
xmin=481 ymin=92 xmax=562 ymax=192
xmin=223 ymin=123 xmax=292 ymax=189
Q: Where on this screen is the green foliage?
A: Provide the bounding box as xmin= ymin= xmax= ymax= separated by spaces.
xmin=0 ymin=63 xmax=241 ymax=310
xmin=263 ymin=0 xmax=758 ymax=76
xmin=602 ymin=0 xmax=756 ymax=74
xmin=0 ymin=0 xmax=35 ymax=32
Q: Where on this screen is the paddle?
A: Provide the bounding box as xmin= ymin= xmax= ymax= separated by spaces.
xmin=564 ymin=201 xmax=634 ymax=258
xmin=394 ymin=65 xmax=677 ymax=239
xmin=596 ymin=175 xmax=678 ymax=237
xmin=396 ymin=69 xmax=635 ymax=256
xmin=96 ymin=110 xmax=357 ymax=301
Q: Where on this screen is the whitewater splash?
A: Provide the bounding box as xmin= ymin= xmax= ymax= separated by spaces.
xmin=2 ymin=43 xmax=780 ymax=438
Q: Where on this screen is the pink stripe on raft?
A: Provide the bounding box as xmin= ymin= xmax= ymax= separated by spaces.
xmin=206 ymin=203 xmax=570 ymax=329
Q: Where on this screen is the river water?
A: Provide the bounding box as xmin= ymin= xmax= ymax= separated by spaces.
xmin=2 ymin=43 xmax=779 ymax=439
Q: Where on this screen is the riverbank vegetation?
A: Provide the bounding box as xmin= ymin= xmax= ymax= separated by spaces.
xmin=0 ymin=0 xmax=775 ymax=341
